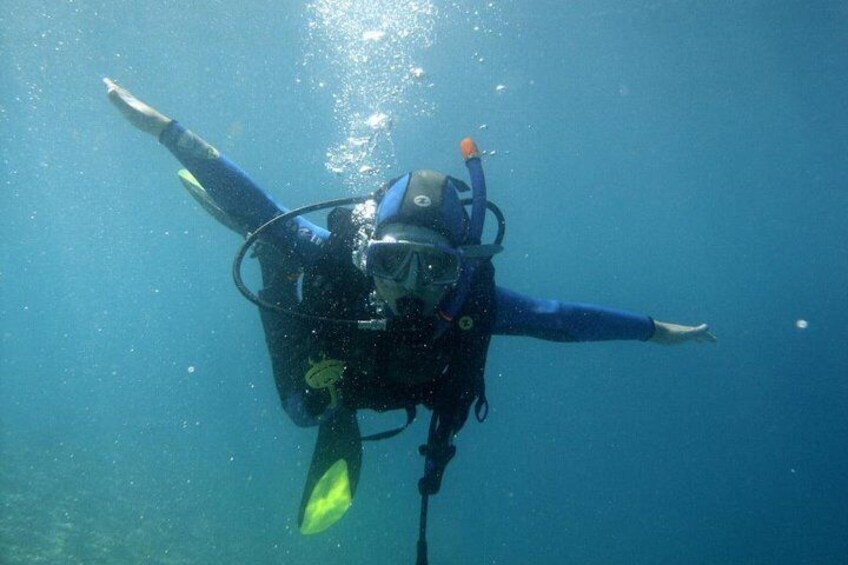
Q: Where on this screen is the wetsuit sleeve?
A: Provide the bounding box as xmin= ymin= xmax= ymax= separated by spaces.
xmin=159 ymin=120 xmax=328 ymax=262
xmin=493 ymin=286 xmax=656 ymax=342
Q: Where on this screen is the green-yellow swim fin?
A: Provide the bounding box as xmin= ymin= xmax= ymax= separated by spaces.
xmin=177 ymin=169 xmax=242 ymax=233
xmin=298 ymin=408 xmax=362 ymax=535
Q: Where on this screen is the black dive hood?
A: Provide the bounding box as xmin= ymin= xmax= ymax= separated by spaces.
xmin=232 ymin=137 xmax=504 ymax=330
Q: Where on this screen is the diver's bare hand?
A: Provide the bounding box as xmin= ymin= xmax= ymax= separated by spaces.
xmin=650 ymin=321 xmax=717 ymax=345
xmin=103 ymin=77 xmax=171 ymax=138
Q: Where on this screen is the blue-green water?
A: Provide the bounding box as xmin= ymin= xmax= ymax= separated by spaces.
xmin=2 ymin=2 xmax=846 ymax=563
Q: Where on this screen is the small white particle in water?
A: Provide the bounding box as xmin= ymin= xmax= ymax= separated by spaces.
xmin=410 ymin=67 xmax=425 ymax=80
xmin=365 ymin=112 xmax=391 ymax=130
xmin=187 ymin=366 xmax=195 ymax=373
xmin=348 ymin=136 xmax=370 ymax=148
xmin=362 ymin=30 xmax=386 ymax=42
xmin=795 ymin=319 xmax=808 ymax=330
xmin=495 ymin=84 xmax=507 ymax=92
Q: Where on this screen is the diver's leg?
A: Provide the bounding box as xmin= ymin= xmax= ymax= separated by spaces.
xmin=253 ymin=243 xmax=324 ymax=427
xmin=105 ymin=78 xmax=329 ymax=257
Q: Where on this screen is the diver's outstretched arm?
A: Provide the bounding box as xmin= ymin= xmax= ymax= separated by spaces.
xmin=492 ymin=287 xmax=716 ymax=345
xmin=104 ymin=78 xmax=171 ymax=138
xmin=649 ymin=321 xmax=716 ymax=345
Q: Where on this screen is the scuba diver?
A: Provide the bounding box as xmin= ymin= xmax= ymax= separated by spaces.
xmin=104 ymin=78 xmax=715 ymax=564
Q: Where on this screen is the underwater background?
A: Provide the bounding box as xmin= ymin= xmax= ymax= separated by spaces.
xmin=2 ymin=1 xmax=846 ymax=563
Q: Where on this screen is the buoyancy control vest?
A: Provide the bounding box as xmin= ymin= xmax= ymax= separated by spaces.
xmin=285 ymin=206 xmax=497 ymax=432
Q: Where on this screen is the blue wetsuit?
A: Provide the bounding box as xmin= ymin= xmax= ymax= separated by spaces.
xmin=159 ymin=122 xmax=655 ymax=424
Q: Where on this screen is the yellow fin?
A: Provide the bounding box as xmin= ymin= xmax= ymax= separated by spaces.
xmin=299 ymin=459 xmax=353 ymax=535
xmin=176 ymin=169 xmax=241 ymax=233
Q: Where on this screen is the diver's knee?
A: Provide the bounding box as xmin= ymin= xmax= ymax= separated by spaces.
xmin=283 ymin=392 xmax=321 ymax=428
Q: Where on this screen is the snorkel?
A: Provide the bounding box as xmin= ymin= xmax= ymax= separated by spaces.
xmin=434 ymin=137 xmax=489 ymax=334
xmin=461 ymin=137 xmax=487 ymax=245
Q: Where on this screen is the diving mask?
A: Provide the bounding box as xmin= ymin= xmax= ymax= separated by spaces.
xmin=366 ymin=240 xmax=462 ymax=287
